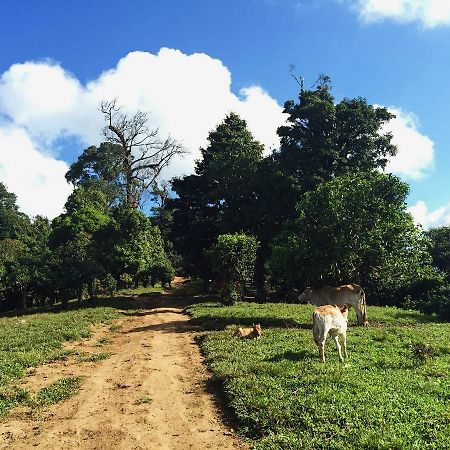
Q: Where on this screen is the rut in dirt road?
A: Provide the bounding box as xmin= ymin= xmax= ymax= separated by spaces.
xmin=0 ymin=294 xmax=249 ymax=450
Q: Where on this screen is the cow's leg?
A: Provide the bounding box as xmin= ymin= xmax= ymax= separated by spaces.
xmin=341 ymin=333 xmax=348 ymax=359
xmin=334 ymin=335 xmax=344 ymax=363
xmin=356 ymin=305 xmax=365 ymax=326
xmin=316 ymin=341 xmax=325 ymax=363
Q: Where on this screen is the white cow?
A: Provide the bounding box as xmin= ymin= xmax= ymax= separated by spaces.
xmin=313 ymin=304 xmax=349 ymax=363
xmin=299 ymin=283 xmax=368 ymax=326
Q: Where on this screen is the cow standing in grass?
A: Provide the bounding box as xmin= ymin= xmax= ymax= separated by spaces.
xmin=299 ymin=283 xmax=368 ymax=326
xmin=313 ymin=304 xmax=349 ymax=363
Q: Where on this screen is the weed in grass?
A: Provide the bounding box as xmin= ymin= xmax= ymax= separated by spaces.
xmin=46 ymin=349 xmax=77 ymax=362
xmin=95 ymin=337 xmax=112 ymax=346
xmin=0 ymin=386 xmax=29 ymax=416
xmin=77 ymin=352 xmax=113 ymax=363
xmin=410 ymin=342 xmax=436 ymax=364
xmin=134 ymin=395 xmax=152 ymax=405
xmin=32 ymin=376 xmax=84 ymax=407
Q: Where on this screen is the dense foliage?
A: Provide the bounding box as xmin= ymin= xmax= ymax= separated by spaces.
xmin=210 ymin=233 xmax=259 ymax=304
xmin=270 ymin=172 xmax=433 ymax=294
xmin=1 ymin=80 xmax=450 ymax=318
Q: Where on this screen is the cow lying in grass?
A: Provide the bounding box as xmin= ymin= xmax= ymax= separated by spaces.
xmin=233 ymin=323 xmax=262 ymax=339
xmin=313 ymin=304 xmax=349 ymax=363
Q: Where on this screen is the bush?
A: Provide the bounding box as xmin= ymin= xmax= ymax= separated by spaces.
xmin=211 ymin=233 xmax=259 ymax=297
xmin=119 ymin=273 xmax=133 ymax=288
xmin=218 ymin=283 xmax=241 ymax=306
xmin=103 ymin=273 xmax=117 ymax=296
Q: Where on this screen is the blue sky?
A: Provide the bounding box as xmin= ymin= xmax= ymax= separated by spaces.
xmin=1 ymin=0 xmax=449 ymax=226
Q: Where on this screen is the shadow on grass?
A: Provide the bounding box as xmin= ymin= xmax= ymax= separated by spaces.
xmin=0 ymin=281 xmax=216 ymax=319
xmin=188 ymin=316 xmax=312 ymax=331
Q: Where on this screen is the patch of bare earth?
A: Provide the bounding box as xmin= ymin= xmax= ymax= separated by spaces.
xmin=0 ymin=289 xmax=249 ymax=450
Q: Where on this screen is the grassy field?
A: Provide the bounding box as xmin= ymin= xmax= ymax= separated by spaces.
xmin=0 ymin=285 xmax=164 ymax=416
xmin=187 ymin=302 xmax=450 ymax=449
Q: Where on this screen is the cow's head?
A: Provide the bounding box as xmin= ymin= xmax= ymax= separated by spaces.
xmin=298 ymin=287 xmax=312 ymax=303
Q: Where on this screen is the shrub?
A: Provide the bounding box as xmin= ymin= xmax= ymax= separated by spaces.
xmin=219 ymin=283 xmax=241 ymax=306
xmin=103 ymin=273 xmax=117 ymax=296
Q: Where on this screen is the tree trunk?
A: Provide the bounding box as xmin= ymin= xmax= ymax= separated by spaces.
xmin=77 ymin=286 xmax=84 ymax=303
xmin=255 ymin=241 xmax=270 ymax=301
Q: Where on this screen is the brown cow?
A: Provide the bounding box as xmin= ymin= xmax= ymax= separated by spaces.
xmin=299 ymin=283 xmax=368 ymax=326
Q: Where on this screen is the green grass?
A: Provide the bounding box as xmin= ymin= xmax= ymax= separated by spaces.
xmin=189 ymin=301 xmax=450 ymax=449
xmin=0 ymin=306 xmax=121 ymax=415
xmin=77 ymin=352 xmax=113 ymax=363
xmin=33 ymin=376 xmax=84 ymax=407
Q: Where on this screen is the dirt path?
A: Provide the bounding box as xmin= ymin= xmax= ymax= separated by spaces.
xmin=0 ymin=291 xmax=249 ymax=450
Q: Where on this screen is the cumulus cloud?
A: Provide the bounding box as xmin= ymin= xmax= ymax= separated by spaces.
xmin=0 ymin=48 xmax=288 ymax=218
xmin=0 ymin=127 xmax=72 ymax=219
xmin=383 ymin=107 xmax=434 ymax=179
xmin=0 ymin=48 xmax=438 ymax=219
xmin=408 ymin=200 xmax=450 ymax=228
xmin=353 ymin=0 xmax=450 ymax=28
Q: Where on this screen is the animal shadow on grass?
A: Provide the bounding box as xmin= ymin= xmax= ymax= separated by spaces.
xmin=266 ymin=350 xmax=315 ymax=362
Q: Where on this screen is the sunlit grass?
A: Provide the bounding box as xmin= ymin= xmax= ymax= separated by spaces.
xmin=189 ymin=301 xmax=450 ymax=449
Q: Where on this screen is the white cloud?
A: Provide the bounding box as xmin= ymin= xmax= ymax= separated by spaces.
xmin=383 ymin=107 xmax=434 ymax=180
xmin=0 ymin=127 xmax=73 ymax=219
xmin=408 ymin=200 xmax=450 ymax=228
xmin=0 ymin=48 xmax=436 ymax=221
xmin=0 ymin=48 xmax=288 ymax=218
xmin=354 ymin=0 xmax=450 ymax=28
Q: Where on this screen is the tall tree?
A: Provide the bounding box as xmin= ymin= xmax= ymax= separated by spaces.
xmin=253 ymin=76 xmax=398 ymax=298
xmin=66 ymin=99 xmax=186 ymax=208
xmin=170 ymin=113 xmax=264 ymax=278
xmin=276 ymin=75 xmax=397 ymax=196
xmin=426 ymin=226 xmax=450 ymax=281
xmin=0 ymin=182 xmax=29 ymax=240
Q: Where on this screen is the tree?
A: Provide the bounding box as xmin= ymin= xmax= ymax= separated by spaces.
xmin=275 ymin=75 xmax=397 ymax=197
xmin=426 ymin=226 xmax=450 ymax=281
xmin=253 ymin=76 xmax=398 ymax=298
xmin=0 ymin=182 xmax=29 ymax=240
xmin=270 ymin=172 xmax=432 ymax=302
xmin=103 ymin=207 xmax=173 ymax=287
xmin=49 ymin=186 xmax=111 ymax=306
xmin=211 ymin=233 xmax=259 ymax=304
xmin=170 ymin=113 xmax=263 ymax=278
xmin=66 ymin=99 xmax=186 ymax=208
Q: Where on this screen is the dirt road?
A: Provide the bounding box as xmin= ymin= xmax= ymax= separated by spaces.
xmin=0 ymin=291 xmax=249 ymax=450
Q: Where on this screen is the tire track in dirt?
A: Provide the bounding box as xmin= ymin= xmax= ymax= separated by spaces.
xmin=0 ymin=295 xmax=248 ymax=450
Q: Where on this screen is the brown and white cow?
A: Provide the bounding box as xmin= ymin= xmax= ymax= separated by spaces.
xmin=299 ymin=283 xmax=368 ymax=326
xmin=313 ymin=304 xmax=349 ymax=363
xmin=233 ymin=323 xmax=262 ymax=339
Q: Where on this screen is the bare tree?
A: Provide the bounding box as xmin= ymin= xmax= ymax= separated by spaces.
xmin=100 ymin=99 xmax=186 ymax=208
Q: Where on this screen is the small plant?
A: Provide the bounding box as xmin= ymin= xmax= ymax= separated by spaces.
xmin=77 ymin=352 xmax=113 ymax=362
xmin=134 ymin=395 xmax=152 ymax=405
xmin=411 ymin=342 xmax=436 ymax=363
xmin=95 ymin=337 xmax=112 ymax=346
xmin=120 ymin=273 xmax=134 ymax=289
xmin=103 ymin=273 xmax=117 ymax=296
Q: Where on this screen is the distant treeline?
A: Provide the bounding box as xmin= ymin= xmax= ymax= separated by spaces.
xmin=1 ymin=77 xmax=449 ymax=318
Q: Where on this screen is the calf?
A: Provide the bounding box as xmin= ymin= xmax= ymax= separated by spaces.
xmin=312 ymin=304 xmax=349 ymax=363
xmin=233 ymin=323 xmax=262 ymax=339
